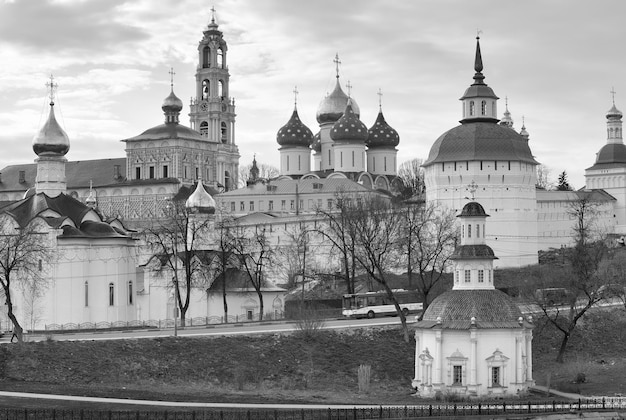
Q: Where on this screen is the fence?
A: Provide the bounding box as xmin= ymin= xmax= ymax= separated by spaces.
xmin=43 ymin=311 xmax=285 ymax=333
xmin=1 ymin=399 xmax=626 ymax=420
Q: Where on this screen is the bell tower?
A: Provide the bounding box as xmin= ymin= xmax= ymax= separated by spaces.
xmin=189 ymin=8 xmax=239 ymax=190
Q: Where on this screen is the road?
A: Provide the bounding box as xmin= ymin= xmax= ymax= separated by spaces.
xmin=12 ymin=316 xmax=414 ymax=343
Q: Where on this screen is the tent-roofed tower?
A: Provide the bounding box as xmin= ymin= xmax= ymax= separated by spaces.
xmin=188 ymin=7 xmax=239 ymax=189
xmin=422 ymin=36 xmax=539 ymax=268
xmin=585 ymin=90 xmax=626 ymax=231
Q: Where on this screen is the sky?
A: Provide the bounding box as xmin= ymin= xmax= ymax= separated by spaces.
xmin=0 ymin=0 xmax=624 ymax=189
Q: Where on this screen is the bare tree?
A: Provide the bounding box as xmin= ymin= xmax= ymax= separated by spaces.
xmin=530 ymin=194 xmax=607 ymax=362
xmin=400 ymin=201 xmax=457 ymax=316
xmin=238 ymin=162 xmax=279 ymax=188
xmin=230 ymin=222 xmax=274 ymax=320
xmin=348 ymin=196 xmax=413 ymax=342
xmin=0 ymin=215 xmax=52 ymax=342
xmin=144 ymin=200 xmax=214 ymax=327
xmin=536 ymin=164 xmax=554 ymax=190
xmin=315 ymin=191 xmax=361 ymax=294
xmin=397 ymin=158 xmax=425 ymax=199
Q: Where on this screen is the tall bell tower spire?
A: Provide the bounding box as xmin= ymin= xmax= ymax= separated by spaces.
xmin=188 ymin=7 xmax=239 ymax=190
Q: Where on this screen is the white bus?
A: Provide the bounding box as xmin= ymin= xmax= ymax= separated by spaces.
xmin=342 ymin=289 xmax=423 ymax=319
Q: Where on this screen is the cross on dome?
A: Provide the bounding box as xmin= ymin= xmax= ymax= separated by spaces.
xmin=377 ymin=88 xmax=383 ymax=110
xmin=293 ymin=86 xmax=299 ymax=107
xmin=346 ymin=80 xmax=352 ymax=97
xmin=169 ymin=67 xmax=176 ymax=91
xmin=611 ymin=87 xmax=617 ymax=105
xmin=210 ymin=6 xmax=217 ymax=23
xmin=46 ymin=74 xmax=58 ymax=105
xmin=467 ymin=180 xmax=478 ymax=200
xmin=333 ymin=53 xmax=341 ymax=79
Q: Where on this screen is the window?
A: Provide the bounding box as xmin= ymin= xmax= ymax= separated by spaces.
xmin=240 ymin=201 xmax=245 ymax=211
xmin=135 ymin=167 xmax=141 ymax=180
xmin=200 ymin=121 xmax=208 ymax=137
xmin=464 ymin=270 xmax=471 ymax=283
xmin=148 ymin=166 xmax=154 ymax=179
xmin=298 ymin=155 xmax=301 ymax=171
xmin=268 ymin=201 xmax=274 ymax=211
xmin=467 ymin=224 xmax=472 ymax=238
xmin=249 ymin=201 xmax=254 ymax=211
xmin=384 ymin=156 xmax=387 ymax=171
xmin=328 ymin=150 xmax=331 ymax=166
xmin=195 ymin=167 xmax=199 ymax=179
xmin=476 ymin=224 xmax=480 ymax=238
xmin=286 ymin=155 xmax=289 ymax=171
xmin=281 ymin=200 xmax=286 ymax=210
xmin=327 ymin=199 xmax=333 ymax=210
xmin=478 ymin=270 xmax=484 ymax=283
xmin=247 ymin=310 xmax=253 ymax=321
xmin=455 ymin=271 xmax=459 ymax=284
xmin=351 ymin=151 xmax=355 ymax=167
xmin=217 ymin=47 xmax=224 ymax=68
xmin=340 ymin=152 xmax=343 ymax=167
xmin=290 ymin=200 xmax=295 ymax=210
xmin=202 ymin=79 xmax=210 ymax=98
xmin=221 ymin=122 xmax=227 ymax=143
xmin=492 ymin=366 xmax=501 ymax=387
xmin=469 ymin=101 xmax=475 ymax=116
xmin=299 ymin=199 xmax=304 ymax=210
xmin=481 ymin=100 xmax=487 ymax=115
xmin=163 ymin=165 xmax=169 ymax=178
xmin=108 ymin=283 xmax=114 ymax=306
xmin=84 ymin=281 xmax=89 ymax=307
xmin=494 ymin=161 xmax=498 ymax=171
xmin=453 ymin=365 xmax=463 ymax=385
xmin=230 ymin=202 xmax=235 ymax=212
xmin=128 ymin=281 xmax=133 ymax=305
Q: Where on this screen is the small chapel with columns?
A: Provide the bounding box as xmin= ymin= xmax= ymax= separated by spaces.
xmin=412 ymin=201 xmax=534 ymax=397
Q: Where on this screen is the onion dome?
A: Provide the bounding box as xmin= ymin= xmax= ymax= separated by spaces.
xmin=32 ymin=101 xmax=70 ymax=156
xmin=162 ymin=90 xmax=183 ymax=114
xmin=330 ymin=101 xmax=368 ymax=142
xmin=499 ymin=98 xmax=514 ymax=128
xmin=420 ymin=289 xmax=523 ymax=328
xmin=367 ymin=110 xmax=399 ymax=147
xmin=277 ymin=108 xmax=314 ymax=147
xmin=607 ymin=103 xmax=623 ymax=119
xmin=520 ymin=122 xmax=529 ymax=140
xmin=316 ymin=79 xmax=360 ymax=124
xmin=423 ymin=122 xmax=538 ymax=166
xmin=311 ymin=131 xmax=321 ymax=152
xmin=185 ymin=178 xmax=216 ymax=214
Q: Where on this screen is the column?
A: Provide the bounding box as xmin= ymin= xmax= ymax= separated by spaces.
xmin=434 ymin=330 xmax=442 ymax=385
xmin=470 ymin=330 xmax=477 ymax=385
xmin=414 ymin=332 xmax=420 ymax=382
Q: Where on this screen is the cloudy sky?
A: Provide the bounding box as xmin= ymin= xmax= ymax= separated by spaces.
xmin=0 ymin=0 xmax=623 ymax=189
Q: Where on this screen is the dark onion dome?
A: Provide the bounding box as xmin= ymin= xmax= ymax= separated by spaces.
xmin=311 ymin=131 xmax=321 ymax=152
xmin=162 ymin=90 xmax=183 ymax=113
xmin=185 ymin=178 xmax=216 ymax=214
xmin=423 ymin=122 xmax=539 ymax=166
xmin=330 ymin=102 xmax=368 ymax=142
xmin=459 ymin=201 xmax=488 ymax=217
xmin=419 ymin=289 xmax=523 ymax=328
xmin=277 ymin=108 xmax=314 ymax=147
xmin=32 ymin=102 xmax=70 ymax=156
xmin=366 ymin=110 xmax=399 ymax=147
xmin=607 ymin=103 xmax=623 ymax=118
xmin=316 ymin=79 xmax=360 ymax=124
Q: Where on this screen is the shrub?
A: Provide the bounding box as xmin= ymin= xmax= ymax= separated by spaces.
xmin=294 ymin=308 xmax=326 ymax=339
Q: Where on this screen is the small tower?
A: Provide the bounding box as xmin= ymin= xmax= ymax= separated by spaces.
xmin=499 ymin=97 xmax=514 ymax=128
xmin=277 ymin=87 xmax=313 ymax=176
xmin=33 ymin=75 xmax=70 ymax=197
xmin=520 ymin=116 xmax=530 ymax=141
xmin=459 ymin=36 xmax=499 ymax=122
xmin=367 ymin=90 xmax=399 ymax=176
xmin=330 ymin=99 xmax=368 ymax=174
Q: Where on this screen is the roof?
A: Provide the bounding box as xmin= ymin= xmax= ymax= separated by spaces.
xmin=367 ymin=110 xmax=399 ymax=148
xmin=536 ymin=189 xmax=616 ymax=203
xmin=459 ymin=201 xmax=488 ymax=217
xmin=415 ymin=289 xmax=526 ymax=330
xmin=450 ymin=244 xmax=497 ymax=260
xmin=1 ymin=192 xmax=94 ymax=228
xmin=423 ymin=122 xmax=538 ymax=166
xmin=277 ymin=109 xmax=314 ymax=147
xmin=330 ymin=102 xmax=368 ymax=142
xmin=587 ymin=143 xmax=626 ymax=170
xmin=219 ymin=177 xmax=371 ymax=197
xmin=123 ymin=122 xmax=204 ymax=142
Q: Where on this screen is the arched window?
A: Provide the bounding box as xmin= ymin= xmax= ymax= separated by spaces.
xmin=481 ymin=100 xmax=487 ymax=115
xmin=202 ymin=80 xmax=210 ymax=100
xmin=217 ymin=48 xmax=223 ymax=68
xmin=128 ymin=281 xmax=133 ymax=305
xmin=468 ymin=224 xmax=472 ymax=238
xmin=491 ymin=101 xmax=496 ymax=116
xmin=202 ymin=47 xmax=210 ymax=68
xmin=84 ymin=281 xmax=89 ymax=307
xmin=224 ymin=170 xmax=231 ymax=191
xmin=476 ymin=224 xmax=480 ymax=238
xmin=218 ymin=80 xmax=224 ymax=98
xmin=221 ymin=121 xmax=227 ymax=143
xmin=108 ymin=283 xmax=114 ymax=306
xmin=469 ymin=101 xmax=475 ymax=116
xmin=200 ymin=121 xmax=208 ymax=137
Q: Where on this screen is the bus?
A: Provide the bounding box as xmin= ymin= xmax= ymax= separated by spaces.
xmin=342 ymin=289 xmax=423 ymax=319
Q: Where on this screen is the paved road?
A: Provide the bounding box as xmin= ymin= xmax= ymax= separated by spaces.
xmin=8 ymin=316 xmax=414 ymax=343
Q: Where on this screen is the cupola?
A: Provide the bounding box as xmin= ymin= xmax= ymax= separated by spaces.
xmin=460 ymin=36 xmax=499 ymax=123
xmin=316 ymin=54 xmax=360 ymax=124
xmin=277 ymin=107 xmax=313 ymax=147
xmin=162 ymin=89 xmax=183 ymax=124
xmin=330 ymin=101 xmax=368 ymax=143
xmin=185 ymin=178 xmax=216 ymax=214
xmin=367 ymin=109 xmax=399 ymax=148
xmin=32 ymin=100 xmax=70 ymax=157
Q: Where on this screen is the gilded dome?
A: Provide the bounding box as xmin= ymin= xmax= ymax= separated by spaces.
xmin=162 ymin=90 xmax=183 ymax=113
xmin=316 ymin=79 xmax=360 ymax=124
xmin=423 ymin=122 xmax=538 ymax=166
xmin=32 ymin=103 xmax=70 ymax=156
xmin=277 ymin=109 xmax=314 ymax=147
xmin=420 ymin=289 xmax=523 ymax=328
xmin=329 ymin=102 xmax=368 ymax=142
xmin=185 ymin=179 xmax=216 ymax=214
xmin=367 ymin=110 xmax=399 ymax=148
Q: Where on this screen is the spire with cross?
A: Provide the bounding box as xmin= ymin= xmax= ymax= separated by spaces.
xmin=46 ymin=74 xmax=58 ymax=105
xmin=377 ymin=88 xmax=383 ymax=110
xmin=333 ymin=53 xmax=341 ymax=79
xmin=293 ymin=86 xmax=299 ymax=108
xmin=466 ymin=180 xmax=478 ymax=201
xmin=169 ymin=68 xmax=176 ymax=92
xmin=346 ymin=80 xmax=352 ymax=98
xmin=611 ymin=87 xmax=617 ymax=105
xmin=210 ymin=6 xmax=217 ymax=24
